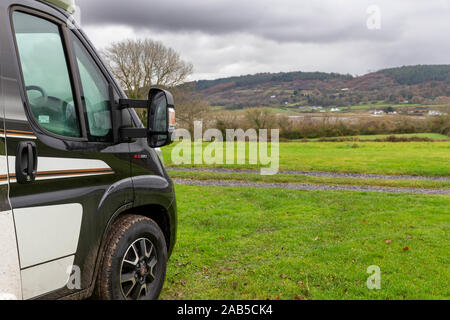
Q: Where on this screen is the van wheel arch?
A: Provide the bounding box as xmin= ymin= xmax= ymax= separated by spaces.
xmin=94 ymin=214 xmax=168 ymax=300
xmin=86 ymin=204 xmax=171 ymax=299
xmin=117 ymin=204 xmax=171 ymax=252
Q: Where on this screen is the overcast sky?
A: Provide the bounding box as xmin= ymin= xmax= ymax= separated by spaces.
xmin=76 ymin=0 xmax=450 ymax=81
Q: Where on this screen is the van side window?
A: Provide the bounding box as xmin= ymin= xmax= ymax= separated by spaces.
xmin=13 ymin=12 xmax=81 ymax=138
xmin=71 ymin=34 xmax=112 ymax=139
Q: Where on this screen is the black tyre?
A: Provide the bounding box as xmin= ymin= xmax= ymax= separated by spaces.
xmin=95 ymin=215 xmax=168 ymax=300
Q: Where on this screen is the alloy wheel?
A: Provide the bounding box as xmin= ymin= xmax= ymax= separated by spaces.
xmin=120 ymin=238 xmax=158 ymax=300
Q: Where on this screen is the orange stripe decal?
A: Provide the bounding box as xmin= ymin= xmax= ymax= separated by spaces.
xmin=5 ymin=169 xmax=114 ymax=181
xmin=0 ymin=129 xmax=36 ymax=138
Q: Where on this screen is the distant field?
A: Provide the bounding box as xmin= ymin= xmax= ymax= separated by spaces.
xmin=208 ymin=103 xmax=450 ymax=114
xmin=209 ymin=106 xmax=298 ymax=115
xmin=162 ymin=141 xmax=450 ymax=177
xmin=161 ymin=185 xmax=450 ymax=300
xmin=306 ymin=133 xmax=450 ymax=141
xmin=349 ymin=103 xmax=419 ymax=111
xmin=349 ymin=103 xmax=450 ymax=111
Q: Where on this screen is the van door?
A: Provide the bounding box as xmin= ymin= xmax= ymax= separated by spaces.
xmin=5 ymin=9 xmax=134 ymax=299
xmin=0 ymin=48 xmax=22 ymax=301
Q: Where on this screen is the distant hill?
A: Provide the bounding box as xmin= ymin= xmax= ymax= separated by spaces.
xmin=192 ymin=65 xmax=450 ymax=109
xmin=378 ymin=65 xmax=450 ymax=85
xmin=195 ymin=71 xmax=353 ymax=91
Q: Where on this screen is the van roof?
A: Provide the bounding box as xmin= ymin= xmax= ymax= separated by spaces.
xmin=42 ymin=0 xmax=76 ymax=13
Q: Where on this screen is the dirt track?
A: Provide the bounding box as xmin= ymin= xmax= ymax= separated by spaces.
xmin=168 ymin=167 xmax=450 ymax=181
xmin=174 ymin=178 xmax=450 ymax=195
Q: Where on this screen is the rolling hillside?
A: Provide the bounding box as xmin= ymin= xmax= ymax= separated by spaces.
xmin=192 ymin=65 xmax=450 ymax=110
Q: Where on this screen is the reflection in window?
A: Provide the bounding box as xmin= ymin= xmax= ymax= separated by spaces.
xmin=72 ymin=34 xmax=112 ymax=139
xmin=13 ymin=12 xmax=81 ymax=137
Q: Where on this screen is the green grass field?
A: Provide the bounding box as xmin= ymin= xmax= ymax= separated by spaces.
xmin=161 ymin=185 xmax=450 ymax=300
xmin=162 ymin=141 xmax=450 ymax=177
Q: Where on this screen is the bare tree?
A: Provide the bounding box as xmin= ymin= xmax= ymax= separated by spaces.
xmin=103 ymin=39 xmax=193 ymax=99
xmin=172 ymin=85 xmax=211 ymax=136
xmin=243 ymin=108 xmax=277 ymax=130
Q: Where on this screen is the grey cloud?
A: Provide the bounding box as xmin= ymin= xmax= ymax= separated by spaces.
xmin=77 ymin=0 xmax=450 ymax=79
xmin=76 ymin=0 xmax=418 ymax=43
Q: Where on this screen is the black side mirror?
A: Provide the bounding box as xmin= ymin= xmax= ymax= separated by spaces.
xmin=118 ymin=88 xmax=176 ymax=148
xmin=147 ymin=88 xmax=175 ymax=148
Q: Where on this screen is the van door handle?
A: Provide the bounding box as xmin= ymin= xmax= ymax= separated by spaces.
xmin=16 ymin=141 xmax=38 ymax=184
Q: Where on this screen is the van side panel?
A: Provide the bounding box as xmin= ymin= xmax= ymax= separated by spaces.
xmin=0 ymin=4 xmax=22 ymax=299
xmin=0 ymin=210 xmax=22 ymax=300
xmin=1 ymin=0 xmax=176 ymax=300
xmin=13 ymin=203 xmax=83 ymax=268
xmin=1 ymin=0 xmax=135 ymax=299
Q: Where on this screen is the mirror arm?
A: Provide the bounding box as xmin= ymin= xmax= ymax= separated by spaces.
xmin=118 ymin=99 xmax=155 ymax=140
xmin=118 ymin=99 xmax=151 ymax=140
xmin=120 ymin=127 xmax=147 ymax=139
xmin=120 ymin=128 xmax=170 ymax=139
xmin=117 ymin=89 xmax=174 ymax=147
xmin=118 ymin=99 xmax=150 ymax=110
xmin=109 ymin=85 xmax=122 ymax=144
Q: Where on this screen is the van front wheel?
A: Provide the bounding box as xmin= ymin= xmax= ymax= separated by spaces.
xmin=95 ymin=215 xmax=168 ymax=300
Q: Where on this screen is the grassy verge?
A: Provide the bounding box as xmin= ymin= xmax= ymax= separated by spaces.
xmin=348 ymin=103 xmax=450 ymax=110
xmin=304 ymin=133 xmax=450 ymax=142
xmin=161 ymin=185 xmax=449 ymax=300
xmin=168 ymin=170 xmax=450 ymax=190
xmin=162 ymin=141 xmax=450 ymax=177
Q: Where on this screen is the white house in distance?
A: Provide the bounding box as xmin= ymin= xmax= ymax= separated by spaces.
xmin=371 ymin=110 xmax=384 ymax=115
xmin=428 ymin=110 xmax=443 ymax=116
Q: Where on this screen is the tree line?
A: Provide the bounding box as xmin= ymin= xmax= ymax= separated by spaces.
xmin=103 ymin=39 xmax=209 ymax=130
